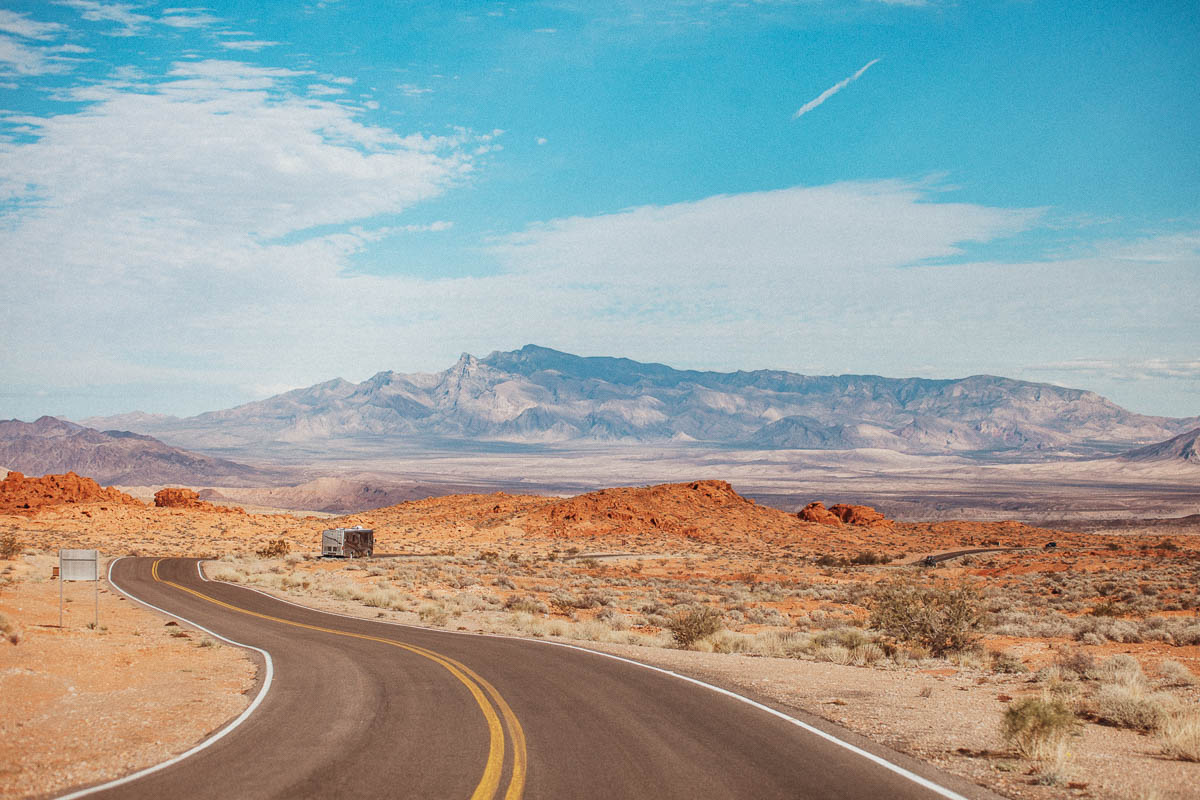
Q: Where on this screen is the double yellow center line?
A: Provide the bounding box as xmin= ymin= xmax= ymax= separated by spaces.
xmin=151 ymin=559 xmax=527 ymax=800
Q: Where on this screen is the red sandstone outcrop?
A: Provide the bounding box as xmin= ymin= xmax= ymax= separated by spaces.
xmin=798 ymin=502 xmax=843 ymax=526
xmin=154 ymin=487 xmax=243 ymax=513
xmin=0 ymin=471 xmax=142 ymax=513
xmin=798 ymin=501 xmax=891 ymax=527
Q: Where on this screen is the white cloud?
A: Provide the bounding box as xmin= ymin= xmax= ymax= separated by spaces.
xmin=492 ymin=181 xmax=1036 ymax=284
xmin=306 ymin=83 xmax=345 ymax=96
xmin=159 ymin=10 xmax=223 ymax=29
xmin=56 ymin=0 xmax=152 ymax=37
xmin=218 ymin=39 xmax=281 ymax=52
xmin=399 ymin=83 xmax=432 ymax=96
xmin=1030 ymin=359 xmax=1200 ymax=381
xmin=0 ymin=34 xmax=72 ymax=75
xmin=793 ymin=58 xmax=879 ymax=119
xmin=0 ymin=10 xmax=68 ymax=40
xmin=0 ymin=59 xmax=477 ymax=357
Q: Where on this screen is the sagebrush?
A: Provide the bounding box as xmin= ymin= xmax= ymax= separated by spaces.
xmin=868 ymin=578 xmax=983 ymax=655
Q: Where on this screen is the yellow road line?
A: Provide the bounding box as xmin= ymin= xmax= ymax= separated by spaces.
xmin=150 ymin=559 xmax=525 ymax=800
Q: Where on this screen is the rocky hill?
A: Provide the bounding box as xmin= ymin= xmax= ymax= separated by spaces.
xmin=81 ymin=345 xmax=1198 ymax=459
xmin=0 ymin=417 xmax=266 ymax=485
xmin=0 ymin=471 xmax=142 ymax=513
xmin=1118 ymin=427 xmax=1200 ymax=465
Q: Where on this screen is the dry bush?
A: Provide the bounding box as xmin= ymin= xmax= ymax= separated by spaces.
xmin=667 ymin=606 xmax=723 ymax=648
xmin=1094 ymin=680 xmax=1175 ymax=731
xmin=0 ymin=532 xmax=21 ymax=560
xmin=503 ymin=595 xmax=548 ymax=615
xmin=1159 ymin=710 xmax=1200 ymax=761
xmin=1002 ymin=694 xmax=1078 ymax=761
xmin=256 ymin=539 xmax=290 ymax=558
xmin=868 ymin=577 xmax=983 ymax=656
xmin=418 ymin=603 xmax=449 ymax=626
xmin=1158 ymin=659 xmax=1197 ymax=686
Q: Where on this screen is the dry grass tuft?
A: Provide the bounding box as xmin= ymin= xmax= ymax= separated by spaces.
xmin=1002 ymin=694 xmax=1077 ymax=761
xmin=1159 ymin=709 xmax=1200 ymax=762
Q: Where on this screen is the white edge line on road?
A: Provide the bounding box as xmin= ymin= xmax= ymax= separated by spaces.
xmin=221 ymin=569 xmax=971 ymax=800
xmin=52 ymin=558 xmax=275 ymax=800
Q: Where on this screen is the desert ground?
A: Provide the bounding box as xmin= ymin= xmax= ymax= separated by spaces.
xmin=1 ymin=471 xmax=1198 ymax=799
xmin=115 ymin=443 xmax=1200 ymax=521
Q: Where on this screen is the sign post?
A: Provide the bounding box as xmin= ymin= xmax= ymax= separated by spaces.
xmin=58 ymin=549 xmax=99 ymax=628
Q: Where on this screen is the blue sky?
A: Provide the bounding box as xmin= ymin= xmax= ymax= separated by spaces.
xmin=1 ymin=0 xmax=1197 ymax=420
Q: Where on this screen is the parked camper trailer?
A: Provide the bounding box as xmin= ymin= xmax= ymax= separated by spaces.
xmin=321 ymin=526 xmax=374 ymax=558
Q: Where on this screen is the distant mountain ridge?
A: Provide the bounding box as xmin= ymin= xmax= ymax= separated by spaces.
xmin=0 ymin=416 xmax=266 ymax=485
xmin=80 ymin=345 xmax=1199 ymax=459
xmin=1119 ymin=427 xmax=1200 ymax=465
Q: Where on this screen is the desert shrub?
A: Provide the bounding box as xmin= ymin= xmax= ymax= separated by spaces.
xmin=1090 ymin=653 xmax=1142 ymax=683
xmin=206 ymin=565 xmax=243 ymax=583
xmin=1158 ymin=659 xmax=1197 ymax=686
xmin=1055 ymin=648 xmax=1095 ymax=679
xmin=814 ymin=644 xmax=853 ymax=665
xmin=503 ymin=595 xmax=548 ymax=615
xmin=849 ymin=550 xmax=891 ymax=566
xmin=814 ymin=553 xmax=845 ymax=567
xmin=868 ymin=578 xmax=984 ymax=656
xmin=256 ymin=539 xmax=290 ymax=558
xmin=1002 ymin=695 xmax=1078 ymax=760
xmin=418 ymin=603 xmax=449 ymax=626
xmin=1160 ymin=710 xmax=1200 ymax=761
xmin=363 ymin=589 xmax=400 ymax=609
xmin=328 ymin=582 xmax=365 ymax=602
xmin=991 ymin=650 xmax=1030 ymax=674
xmin=1089 ymin=600 xmax=1123 ymax=617
xmin=0 ymin=532 xmax=21 ymax=560
xmin=1094 ymin=681 xmax=1174 ymax=731
xmin=667 ymin=606 xmax=723 ymax=648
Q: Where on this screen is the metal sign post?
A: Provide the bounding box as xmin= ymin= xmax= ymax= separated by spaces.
xmin=59 ymin=549 xmax=99 ymax=628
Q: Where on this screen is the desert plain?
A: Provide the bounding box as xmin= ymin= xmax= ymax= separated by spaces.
xmin=1 ymin=469 xmax=1198 ymax=800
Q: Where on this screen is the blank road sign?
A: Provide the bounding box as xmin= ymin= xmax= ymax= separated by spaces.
xmin=60 ymin=549 xmax=99 ymax=581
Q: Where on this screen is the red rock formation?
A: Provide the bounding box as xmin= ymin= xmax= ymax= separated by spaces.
xmin=829 ymin=503 xmax=890 ymax=527
xmin=798 ymin=501 xmax=891 ymax=527
xmin=798 ymin=501 xmax=842 ymax=526
xmin=154 ymin=487 xmax=243 ymax=513
xmin=0 ymin=471 xmax=142 ymax=513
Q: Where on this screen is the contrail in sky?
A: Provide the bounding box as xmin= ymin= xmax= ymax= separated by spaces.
xmin=793 ymin=58 xmax=881 ymax=119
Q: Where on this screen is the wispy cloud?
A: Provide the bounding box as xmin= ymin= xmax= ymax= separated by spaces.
xmin=0 ymin=10 xmax=67 ymax=40
xmin=56 ymin=0 xmax=152 ymax=37
xmin=0 ymin=35 xmax=72 ymax=76
xmin=398 ymin=83 xmax=432 ymax=96
xmin=1029 ymin=359 xmax=1200 ymax=381
xmin=793 ymin=58 xmax=880 ymax=119
xmin=218 ymin=39 xmax=281 ymax=51
xmin=159 ymin=10 xmax=223 ymax=29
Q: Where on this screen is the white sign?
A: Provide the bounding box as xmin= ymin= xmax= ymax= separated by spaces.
xmin=60 ymin=549 xmax=99 ymax=581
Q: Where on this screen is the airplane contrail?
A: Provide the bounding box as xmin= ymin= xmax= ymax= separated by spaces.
xmin=793 ymin=58 xmax=881 ymax=119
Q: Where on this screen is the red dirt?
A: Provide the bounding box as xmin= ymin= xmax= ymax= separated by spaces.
xmin=0 ymin=471 xmax=142 ymax=514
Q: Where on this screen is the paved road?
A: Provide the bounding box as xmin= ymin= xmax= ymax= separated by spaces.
xmin=67 ymin=557 xmax=993 ymax=800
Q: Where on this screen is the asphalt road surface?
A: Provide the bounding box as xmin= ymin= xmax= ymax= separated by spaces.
xmin=64 ymin=557 xmax=996 ymax=800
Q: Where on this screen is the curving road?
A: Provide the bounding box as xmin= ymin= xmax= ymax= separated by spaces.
xmin=61 ymin=557 xmax=995 ymax=800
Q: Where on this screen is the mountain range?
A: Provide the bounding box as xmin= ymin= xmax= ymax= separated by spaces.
xmin=81 ymin=345 xmax=1199 ymax=460
xmin=0 ymin=416 xmax=265 ymax=485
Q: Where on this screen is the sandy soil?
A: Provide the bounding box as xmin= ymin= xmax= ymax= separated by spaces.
xmin=0 ymin=555 xmax=257 ymax=800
